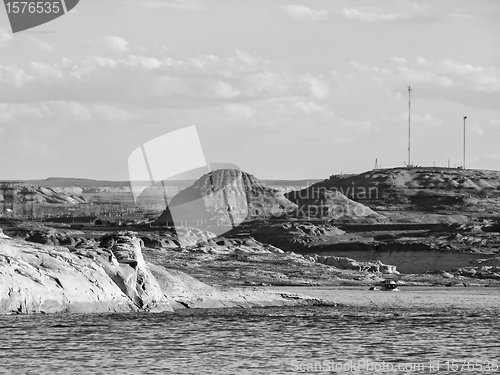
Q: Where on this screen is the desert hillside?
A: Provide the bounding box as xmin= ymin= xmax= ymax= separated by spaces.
xmin=305 ymin=167 xmax=500 ymax=223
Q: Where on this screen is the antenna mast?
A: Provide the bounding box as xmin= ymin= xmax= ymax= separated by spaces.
xmin=408 ymin=86 xmax=412 ymax=167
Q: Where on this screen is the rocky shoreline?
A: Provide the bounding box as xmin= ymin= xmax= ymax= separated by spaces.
xmin=2 ymin=221 xmax=498 ymax=315
xmin=0 ymin=229 xmax=331 ymax=314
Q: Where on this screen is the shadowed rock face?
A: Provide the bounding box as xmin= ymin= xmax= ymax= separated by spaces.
xmin=154 ymin=169 xmax=297 ymax=229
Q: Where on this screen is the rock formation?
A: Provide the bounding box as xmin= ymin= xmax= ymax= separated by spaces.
xmin=0 ymin=230 xmax=172 ymax=314
xmin=314 ymin=255 xmax=399 ymax=274
xmin=323 ymin=167 xmax=500 ymax=215
xmin=0 ymin=185 xmax=87 ymax=205
xmin=0 ymin=228 xmax=9 ymax=239
xmin=154 ymin=169 xmax=297 ymax=234
xmin=228 ymin=221 xmax=350 ymax=252
xmin=286 ymin=185 xmax=381 ymax=222
xmin=98 ymin=232 xmax=171 ymax=311
xmin=0 ymin=230 xmax=327 ymax=314
xmin=0 ymin=236 xmax=139 ymax=314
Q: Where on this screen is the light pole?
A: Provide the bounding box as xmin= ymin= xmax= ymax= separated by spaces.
xmin=463 ymin=116 xmax=467 ymax=169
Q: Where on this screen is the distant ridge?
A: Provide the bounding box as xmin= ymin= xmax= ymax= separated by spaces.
xmin=12 ymin=177 xmax=320 ymax=189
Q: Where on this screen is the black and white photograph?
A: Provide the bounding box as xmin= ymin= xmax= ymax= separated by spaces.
xmin=1 ymin=1 xmax=499 ymax=374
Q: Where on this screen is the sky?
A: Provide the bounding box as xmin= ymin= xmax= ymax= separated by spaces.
xmin=0 ymin=0 xmax=499 ymax=181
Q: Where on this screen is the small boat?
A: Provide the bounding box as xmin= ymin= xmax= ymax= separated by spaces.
xmin=381 ymin=278 xmax=399 ymax=291
xmin=369 ymin=278 xmax=400 ymax=291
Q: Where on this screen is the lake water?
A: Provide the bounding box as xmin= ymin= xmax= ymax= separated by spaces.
xmin=1 ymin=288 xmax=499 ymax=374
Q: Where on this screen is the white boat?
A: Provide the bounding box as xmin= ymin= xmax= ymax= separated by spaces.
xmin=369 ymin=278 xmax=400 ymax=291
xmin=381 ymin=279 xmax=399 ymax=291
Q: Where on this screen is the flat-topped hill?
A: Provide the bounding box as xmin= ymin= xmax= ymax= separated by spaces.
xmin=326 ymin=167 xmax=500 ymax=195
xmin=307 ymin=168 xmax=500 ymax=221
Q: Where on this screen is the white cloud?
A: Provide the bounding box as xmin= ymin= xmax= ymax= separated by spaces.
xmin=468 ymin=119 xmax=500 ymax=136
xmin=351 ymin=57 xmax=500 ymax=94
xmin=222 ymin=103 xmax=255 ymax=119
xmin=0 ymin=102 xmax=135 ymax=123
xmin=0 ymin=51 xmax=331 ymax=109
xmin=437 ymin=60 xmax=500 ymax=93
xmin=342 ymin=8 xmax=399 ymax=22
xmin=282 ymin=5 xmax=328 ymax=21
xmin=382 ymin=113 xmax=443 ymax=128
xmin=300 ymin=74 xmax=329 ymax=99
xmin=390 ymin=56 xmax=407 ymax=65
xmin=417 ymin=56 xmax=431 ymax=66
xmin=26 ymin=36 xmax=56 ymax=52
xmin=342 ymin=3 xmax=445 ymax=23
xmin=294 ymin=101 xmax=322 ymax=114
xmin=0 ymin=27 xmax=13 ymax=48
xmin=141 ymin=0 xmax=208 ymax=11
xmin=339 ymin=118 xmax=372 ymax=132
xmin=103 ymin=36 xmax=130 ymax=53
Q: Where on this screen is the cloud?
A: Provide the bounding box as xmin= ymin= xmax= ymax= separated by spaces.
xmin=300 ymin=74 xmax=329 ymax=99
xmin=0 ymin=51 xmax=331 ymax=109
xmin=342 ymin=8 xmax=398 ymax=22
xmin=467 ymin=119 xmax=500 ymax=136
xmin=141 ymin=0 xmax=208 ymax=11
xmin=26 ymin=36 xmax=56 ymax=51
xmin=103 ymin=36 xmax=130 ymax=53
xmin=437 ymin=60 xmax=500 ymax=93
xmin=351 ymin=57 xmax=500 ymax=94
xmin=417 ymin=56 xmax=432 ymax=66
xmin=0 ymin=27 xmax=13 ymax=48
xmin=382 ymin=113 xmax=443 ymax=128
xmin=282 ymin=5 xmax=328 ymax=21
xmin=0 ymin=102 xmax=135 ymax=123
xmin=294 ymin=101 xmax=323 ymax=114
xmin=390 ymin=56 xmax=407 ymax=65
xmin=339 ymin=118 xmax=372 ymax=132
xmin=222 ymin=103 xmax=255 ymax=119
xmin=342 ymin=3 xmax=444 ymax=23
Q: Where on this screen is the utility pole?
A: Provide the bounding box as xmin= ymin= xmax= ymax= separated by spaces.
xmin=463 ymin=116 xmax=467 ymax=169
xmin=408 ymin=86 xmax=412 ymax=167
